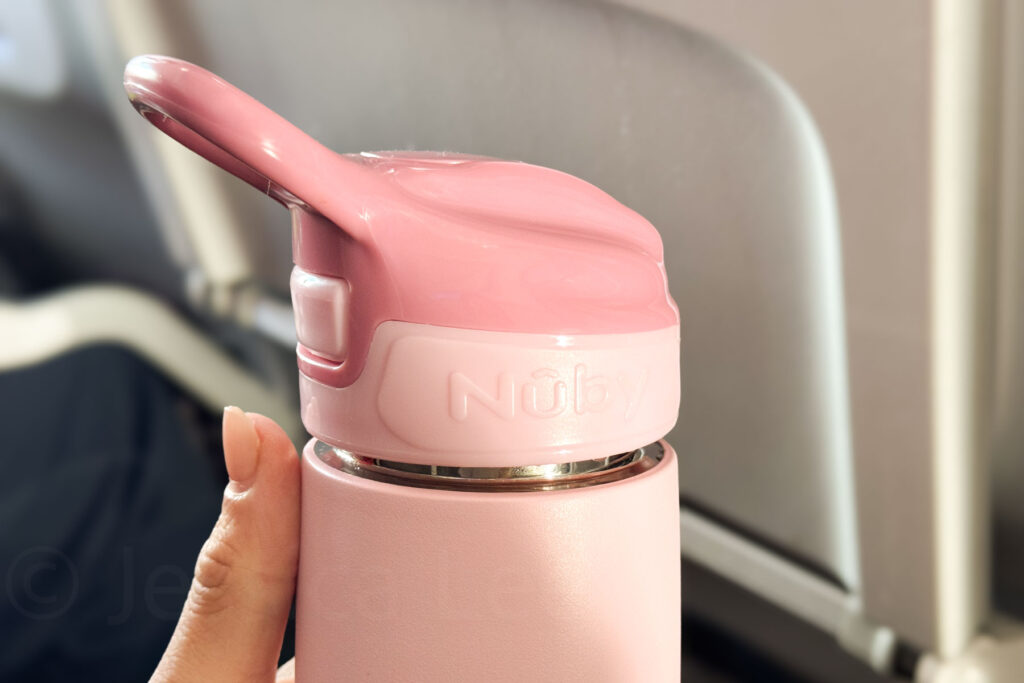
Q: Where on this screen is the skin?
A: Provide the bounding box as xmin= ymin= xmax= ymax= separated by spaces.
xmin=150 ymin=407 xmax=299 ymax=683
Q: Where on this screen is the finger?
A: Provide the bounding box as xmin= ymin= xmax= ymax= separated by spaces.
xmin=151 ymin=408 xmax=300 ymax=683
xmin=276 ymin=657 xmax=295 ymax=682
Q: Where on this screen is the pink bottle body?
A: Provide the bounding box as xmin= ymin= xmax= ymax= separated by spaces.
xmin=297 ymin=439 xmax=681 ymax=682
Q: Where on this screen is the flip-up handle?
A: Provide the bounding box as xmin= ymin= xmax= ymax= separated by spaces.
xmin=123 ymin=55 xmax=375 ymax=239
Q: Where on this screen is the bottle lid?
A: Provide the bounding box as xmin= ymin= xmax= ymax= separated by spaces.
xmin=124 ymin=55 xmax=679 ymax=467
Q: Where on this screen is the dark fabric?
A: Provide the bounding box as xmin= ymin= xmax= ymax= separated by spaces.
xmin=0 ymin=345 xmax=226 ymax=681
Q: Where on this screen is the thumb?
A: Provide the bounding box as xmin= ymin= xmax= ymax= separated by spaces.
xmin=152 ymin=407 xmax=300 ymax=683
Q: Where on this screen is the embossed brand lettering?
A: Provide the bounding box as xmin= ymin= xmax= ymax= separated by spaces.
xmin=449 ymin=365 xmax=648 ymax=422
xmin=449 ymin=371 xmax=515 ymax=421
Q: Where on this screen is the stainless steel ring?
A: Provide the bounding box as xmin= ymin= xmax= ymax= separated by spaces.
xmin=313 ymin=440 xmax=666 ymax=492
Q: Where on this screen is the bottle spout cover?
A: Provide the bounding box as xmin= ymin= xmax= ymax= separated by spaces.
xmin=124 ymin=55 xmax=680 ymax=466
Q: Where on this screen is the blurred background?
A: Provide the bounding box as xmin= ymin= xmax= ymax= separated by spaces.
xmin=0 ymin=0 xmax=1019 ymax=681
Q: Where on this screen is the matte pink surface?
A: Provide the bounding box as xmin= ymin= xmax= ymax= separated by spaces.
xmin=123 ymin=55 xmax=679 ymax=386
xmin=299 ymin=317 xmax=680 ymax=466
xmin=297 ymin=438 xmax=681 ymax=683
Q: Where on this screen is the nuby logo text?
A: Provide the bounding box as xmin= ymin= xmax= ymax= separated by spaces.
xmin=448 ymin=364 xmax=648 ymax=423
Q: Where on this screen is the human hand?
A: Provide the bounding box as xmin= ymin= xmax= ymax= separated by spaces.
xmin=150 ymin=407 xmax=300 ymax=682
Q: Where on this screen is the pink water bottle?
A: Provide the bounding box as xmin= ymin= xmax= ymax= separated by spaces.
xmin=125 ymin=55 xmax=681 ymax=682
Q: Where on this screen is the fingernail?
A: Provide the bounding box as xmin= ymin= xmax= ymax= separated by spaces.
xmin=223 ymin=406 xmax=260 ymax=485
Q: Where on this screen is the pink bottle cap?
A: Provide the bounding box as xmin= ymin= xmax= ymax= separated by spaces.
xmin=124 ymin=55 xmax=680 ymax=467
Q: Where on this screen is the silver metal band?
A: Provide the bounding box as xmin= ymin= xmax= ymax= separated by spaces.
xmin=313 ymin=440 xmax=666 ymax=492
